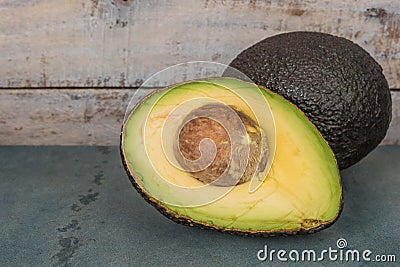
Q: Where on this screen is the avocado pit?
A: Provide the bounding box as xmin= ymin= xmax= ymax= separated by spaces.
xmin=175 ymin=103 xmax=267 ymax=187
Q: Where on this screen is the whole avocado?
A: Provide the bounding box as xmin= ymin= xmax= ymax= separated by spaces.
xmin=226 ymin=31 xmax=392 ymax=169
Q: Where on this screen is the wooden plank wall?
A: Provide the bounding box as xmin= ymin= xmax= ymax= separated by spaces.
xmin=0 ymin=0 xmax=399 ymax=145
xmin=0 ymin=89 xmax=399 ymax=145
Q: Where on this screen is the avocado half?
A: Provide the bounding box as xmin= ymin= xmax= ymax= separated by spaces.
xmin=120 ymin=77 xmax=342 ymax=236
xmin=226 ymin=31 xmax=392 ymax=170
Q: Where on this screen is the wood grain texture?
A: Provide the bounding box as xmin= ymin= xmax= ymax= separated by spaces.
xmin=382 ymin=91 xmax=400 ymax=145
xmin=0 ymin=89 xmax=398 ymax=145
xmin=1 ymin=0 xmax=399 ymax=88
xmin=0 ymin=89 xmax=134 ymax=145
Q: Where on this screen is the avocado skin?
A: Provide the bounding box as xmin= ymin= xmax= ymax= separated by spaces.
xmin=226 ymin=31 xmax=392 ymax=169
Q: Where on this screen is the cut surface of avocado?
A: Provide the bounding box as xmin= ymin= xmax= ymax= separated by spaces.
xmin=121 ymin=77 xmax=342 ymax=235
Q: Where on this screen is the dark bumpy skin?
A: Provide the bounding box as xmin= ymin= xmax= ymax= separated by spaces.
xmin=226 ymin=31 xmax=392 ymax=169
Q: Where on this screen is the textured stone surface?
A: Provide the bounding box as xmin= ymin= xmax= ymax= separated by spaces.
xmin=0 ymin=146 xmax=398 ymax=266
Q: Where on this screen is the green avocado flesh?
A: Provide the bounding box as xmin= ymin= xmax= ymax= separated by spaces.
xmin=121 ymin=77 xmax=342 ymax=235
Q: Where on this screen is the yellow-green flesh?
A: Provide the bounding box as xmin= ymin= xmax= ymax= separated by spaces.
xmin=122 ymin=78 xmax=341 ymax=232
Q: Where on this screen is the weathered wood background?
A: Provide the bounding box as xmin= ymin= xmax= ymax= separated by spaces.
xmin=0 ymin=0 xmax=399 ymax=145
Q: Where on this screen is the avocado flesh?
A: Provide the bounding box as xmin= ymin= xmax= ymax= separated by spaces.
xmin=121 ymin=77 xmax=342 ymax=234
